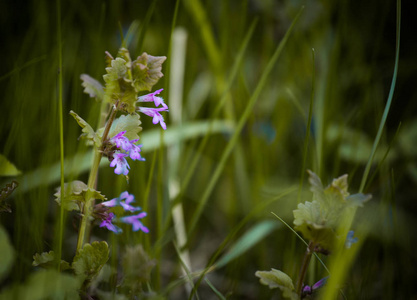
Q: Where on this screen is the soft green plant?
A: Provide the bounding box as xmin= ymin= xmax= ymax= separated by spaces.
xmin=256 ymin=170 xmax=371 ymax=299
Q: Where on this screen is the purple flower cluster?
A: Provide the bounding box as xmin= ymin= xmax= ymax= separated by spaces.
xmin=99 ymin=191 xmax=149 ymax=234
xmin=109 ymin=131 xmax=145 ymax=176
xmin=137 ymin=89 xmax=169 ymax=130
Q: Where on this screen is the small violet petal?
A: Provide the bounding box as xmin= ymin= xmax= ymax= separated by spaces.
xmin=137 ymin=89 xmax=164 ymax=107
xmin=110 ymin=152 xmax=130 ymax=175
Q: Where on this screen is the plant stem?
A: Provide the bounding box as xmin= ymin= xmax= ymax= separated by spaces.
xmin=296 ymin=241 xmax=315 ymax=297
xmin=76 ymin=102 xmax=119 ymax=252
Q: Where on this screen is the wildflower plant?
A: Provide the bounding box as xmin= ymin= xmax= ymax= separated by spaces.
xmin=256 ymin=170 xmax=371 ymax=299
xmin=32 ymin=47 xmax=167 ymax=297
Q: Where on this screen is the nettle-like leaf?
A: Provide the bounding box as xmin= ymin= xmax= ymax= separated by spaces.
xmin=102 ymin=56 xmax=139 ymax=113
xmin=32 ymin=251 xmax=71 ymax=271
xmin=132 ymin=52 xmax=166 ymax=92
xmin=80 ymin=74 xmax=104 ymax=101
xmin=0 ymin=154 xmax=21 ymax=176
xmin=255 ymin=269 xmax=298 ymax=300
xmin=0 ymin=180 xmax=18 ymax=213
xmin=122 ymin=245 xmax=156 ymax=291
xmin=54 ymin=181 xmax=106 ymax=212
xmin=97 ymin=113 xmax=142 ymax=141
xmin=293 ymin=170 xmax=371 ymax=250
xmin=72 ymin=241 xmax=109 ymax=283
xmin=70 ymin=111 xmax=101 ymax=147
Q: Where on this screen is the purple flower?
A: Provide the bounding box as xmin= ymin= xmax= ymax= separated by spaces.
xmin=119 ymin=212 xmax=149 ymax=233
xmin=138 ymin=106 xmax=168 ymax=130
xmin=110 ymin=131 xmax=132 ymax=152
xmin=99 ymin=212 xmax=122 ymax=234
xmin=137 ymin=89 xmax=165 ymax=107
xmin=101 ymin=191 xmax=141 ymax=212
xmin=129 ymin=142 xmax=145 ymax=161
xmin=110 ymin=152 xmax=130 ymax=175
xmin=302 ymin=277 xmax=328 ymax=297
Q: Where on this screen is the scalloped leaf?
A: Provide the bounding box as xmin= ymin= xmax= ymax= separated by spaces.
xmin=0 ymin=180 xmax=18 ymax=213
xmin=80 ymin=74 xmax=104 ymax=101
xmin=122 ymin=245 xmax=156 ymax=291
xmin=72 ymin=241 xmax=109 ymax=283
xmin=0 ymin=154 xmax=21 ymax=176
xmin=132 ymin=52 xmax=166 ymax=92
xmin=103 ymin=57 xmax=127 ymax=83
xmin=54 ymin=181 xmax=106 ymax=212
xmin=102 ymin=55 xmax=138 ymax=113
xmin=255 ymin=269 xmax=297 ymax=300
xmin=97 ymin=113 xmax=142 ymax=141
xmin=294 ymin=171 xmax=371 ymax=251
xmin=69 ymin=111 xmax=101 ymax=147
xmin=32 ymin=251 xmax=71 ymax=271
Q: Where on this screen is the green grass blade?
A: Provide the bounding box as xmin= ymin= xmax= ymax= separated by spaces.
xmin=359 ymin=0 xmax=401 ymax=193
xmin=187 ymin=6 xmax=304 ymax=240
xmin=215 ymin=220 xmax=279 ymax=269
xmin=55 ymin=0 xmax=65 ymax=270
xmin=205 ymin=278 xmax=226 ymax=300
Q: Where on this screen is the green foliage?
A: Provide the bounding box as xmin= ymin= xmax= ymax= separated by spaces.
xmin=216 ymin=220 xmax=279 ymax=268
xmin=80 ymin=74 xmax=105 ymax=101
xmin=54 ymin=180 xmax=106 ymax=212
xmin=0 ymin=270 xmax=80 ymax=300
xmin=0 ymin=180 xmax=18 ymax=213
xmin=32 ymin=251 xmax=71 ymax=271
xmin=0 ymin=154 xmax=21 ymax=176
xmin=255 ymin=269 xmax=297 ymax=300
xmin=131 ymin=52 xmax=166 ymax=92
xmin=101 ymin=113 xmax=143 ymax=140
xmin=72 ymin=241 xmax=110 ymax=283
xmin=102 ymin=49 xmax=166 ymax=113
xmin=0 ymin=225 xmax=14 ymax=282
xmin=293 ymin=171 xmax=371 ymax=251
xmin=69 ymin=111 xmax=101 ymax=147
xmin=121 ymin=245 xmax=156 ymax=292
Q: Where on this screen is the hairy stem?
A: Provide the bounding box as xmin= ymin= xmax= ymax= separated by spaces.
xmin=296 ymin=241 xmax=315 ymax=297
xmin=76 ymin=102 xmax=119 ymax=252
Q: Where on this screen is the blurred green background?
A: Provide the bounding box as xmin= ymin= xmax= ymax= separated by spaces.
xmin=1 ymin=0 xmax=417 ymax=298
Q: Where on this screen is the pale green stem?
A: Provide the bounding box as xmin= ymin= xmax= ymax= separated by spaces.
xmin=76 ymin=102 xmax=118 ymax=252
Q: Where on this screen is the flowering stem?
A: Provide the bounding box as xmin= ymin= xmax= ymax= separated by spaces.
xmin=296 ymin=241 xmax=315 ymax=297
xmin=76 ymin=102 xmax=119 ymax=252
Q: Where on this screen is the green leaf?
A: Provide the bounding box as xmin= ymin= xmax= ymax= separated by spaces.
xmin=72 ymin=241 xmax=109 ymax=283
xmin=293 ymin=170 xmax=371 ymax=251
xmin=122 ymin=245 xmax=156 ymax=291
xmin=0 ymin=270 xmax=80 ymax=300
xmin=54 ymin=181 xmax=106 ymax=212
xmin=80 ymin=74 xmax=104 ymax=101
xmin=0 ymin=225 xmax=14 ymax=282
xmin=32 ymin=251 xmax=54 ymax=266
xmin=216 ymin=220 xmax=279 ymax=268
xmin=0 ymin=180 xmax=18 ymax=213
xmin=0 ymin=154 xmax=21 ymax=176
xmin=69 ymin=111 xmax=101 ymax=147
xmin=132 ymin=52 xmax=166 ymax=92
xmin=255 ymin=269 xmax=297 ymax=299
xmin=99 ymin=113 xmax=142 ymax=141
xmin=103 ymin=57 xmax=127 ymax=83
xmin=32 ymin=251 xmax=71 ymax=271
xmin=102 ymin=54 xmax=140 ymax=113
